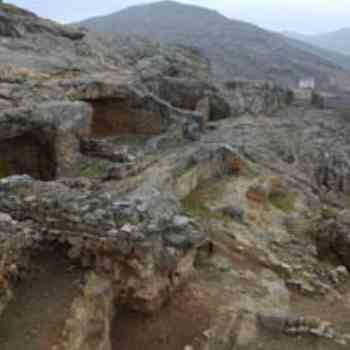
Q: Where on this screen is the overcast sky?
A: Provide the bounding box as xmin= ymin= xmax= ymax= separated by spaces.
xmin=10 ymin=0 xmax=350 ymax=33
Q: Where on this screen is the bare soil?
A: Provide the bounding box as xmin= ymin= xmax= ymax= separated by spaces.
xmin=111 ymin=286 xmax=211 ymax=350
xmin=254 ymin=329 xmax=345 ymax=350
xmin=0 ymin=250 xmax=83 ymax=350
xmin=291 ymin=288 xmax=350 ymax=334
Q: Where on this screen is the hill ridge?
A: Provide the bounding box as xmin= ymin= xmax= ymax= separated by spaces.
xmin=76 ymin=0 xmax=350 ymax=90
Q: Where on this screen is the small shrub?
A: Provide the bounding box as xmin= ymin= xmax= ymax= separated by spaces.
xmin=181 ymin=181 xmax=226 ymax=221
xmin=311 ymin=91 xmax=325 ymax=109
xmin=79 ymin=160 xmax=106 ymax=178
xmin=225 ymin=81 xmax=238 ymax=90
xmin=181 ymin=194 xmax=212 ymax=219
xmin=321 ymin=206 xmax=338 ymax=220
xmin=286 ymin=90 xmax=295 ymax=105
xmin=269 ymin=191 xmax=298 ymax=213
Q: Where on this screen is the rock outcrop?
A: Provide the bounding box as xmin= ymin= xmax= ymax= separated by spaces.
xmin=2 ymin=5 xmax=350 ymax=350
xmin=0 ymin=101 xmax=92 ymax=179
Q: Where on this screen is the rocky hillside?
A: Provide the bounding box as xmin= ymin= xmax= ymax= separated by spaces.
xmin=283 ymin=35 xmax=350 ymax=72
xmin=0 ymin=3 xmax=209 ymax=82
xmin=285 ymin=29 xmax=350 ymax=57
xmin=2 ymin=4 xmax=350 ymax=350
xmin=76 ymin=1 xmax=350 ymax=90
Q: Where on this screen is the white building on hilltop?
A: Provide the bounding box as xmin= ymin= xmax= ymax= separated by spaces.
xmin=298 ymin=77 xmax=315 ymax=90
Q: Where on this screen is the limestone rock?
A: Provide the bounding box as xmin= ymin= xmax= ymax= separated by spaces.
xmin=59 ymin=273 xmax=114 ymax=350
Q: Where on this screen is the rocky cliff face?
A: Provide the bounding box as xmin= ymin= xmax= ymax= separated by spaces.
xmin=1 ymin=4 xmax=350 ymax=350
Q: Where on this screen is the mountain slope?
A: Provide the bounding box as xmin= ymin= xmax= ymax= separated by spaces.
xmin=282 ymin=33 xmax=350 ymax=71
xmin=76 ymin=1 xmax=350 ymax=90
xmin=285 ymin=29 xmax=350 ymax=57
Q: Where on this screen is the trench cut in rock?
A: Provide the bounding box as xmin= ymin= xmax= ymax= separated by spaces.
xmin=89 ymin=98 xmax=163 ymax=138
xmin=0 ymin=132 xmax=56 ymax=180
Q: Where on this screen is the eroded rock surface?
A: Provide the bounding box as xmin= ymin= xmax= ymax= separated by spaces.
xmin=1 ymin=4 xmax=350 ymax=350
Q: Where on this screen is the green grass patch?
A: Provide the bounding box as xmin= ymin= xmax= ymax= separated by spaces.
xmin=109 ymin=134 xmax=149 ymax=147
xmin=79 ymin=160 xmax=106 ymax=178
xmin=321 ymin=206 xmax=338 ymax=220
xmin=198 ymin=179 xmax=227 ymax=203
xmin=269 ymin=191 xmax=298 ymax=213
xmin=182 ymin=193 xmax=213 ymax=219
xmin=181 ymin=179 xmax=228 ymax=221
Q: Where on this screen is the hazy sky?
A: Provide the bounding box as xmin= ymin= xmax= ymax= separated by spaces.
xmin=10 ymin=0 xmax=350 ymax=33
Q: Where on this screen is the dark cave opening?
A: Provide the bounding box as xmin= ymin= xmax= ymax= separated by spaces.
xmin=88 ymin=98 xmax=163 ymax=138
xmin=0 ymin=132 xmax=56 ymax=181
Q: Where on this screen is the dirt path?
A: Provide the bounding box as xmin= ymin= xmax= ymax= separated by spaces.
xmin=254 ymin=329 xmax=346 ymax=350
xmin=0 ymin=251 xmax=83 ymax=350
xmin=111 ymin=286 xmax=211 ymax=350
xmin=291 ymin=288 xmax=350 ymax=335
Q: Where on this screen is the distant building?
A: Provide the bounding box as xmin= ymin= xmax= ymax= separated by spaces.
xmin=298 ymin=78 xmax=315 ymax=90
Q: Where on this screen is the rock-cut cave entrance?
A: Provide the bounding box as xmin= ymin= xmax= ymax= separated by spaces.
xmin=0 ymin=132 xmax=56 ymax=181
xmin=88 ymin=98 xmax=163 ymax=138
